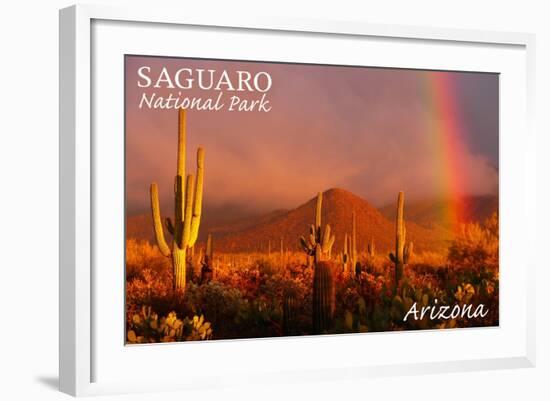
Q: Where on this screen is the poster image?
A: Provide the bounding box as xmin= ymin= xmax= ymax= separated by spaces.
xmin=125 ymin=55 xmax=499 ymax=343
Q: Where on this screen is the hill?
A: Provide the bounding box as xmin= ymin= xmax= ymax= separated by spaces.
xmin=127 ymin=188 xmax=453 ymax=254
xmin=201 ymin=188 xmax=450 ymax=254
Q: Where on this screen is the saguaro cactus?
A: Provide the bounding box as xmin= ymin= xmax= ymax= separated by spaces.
xmin=150 ymin=109 xmax=205 ymax=292
xmin=200 ymin=233 xmax=213 ymax=284
xmin=282 ymin=288 xmax=297 ymax=336
xmin=388 ymin=191 xmax=412 ymax=290
xmin=299 ymin=191 xmax=337 ymax=334
xmin=312 ymin=261 xmax=336 ymax=333
xmin=342 ymin=233 xmax=349 ymax=272
xmin=351 ymin=211 xmax=359 ymax=276
xmin=299 ymin=192 xmax=335 ymax=263
xmin=280 ymin=237 xmax=285 ymax=266
xmin=205 ymin=234 xmax=213 ymax=264
xmin=367 ymin=238 xmax=376 ymax=258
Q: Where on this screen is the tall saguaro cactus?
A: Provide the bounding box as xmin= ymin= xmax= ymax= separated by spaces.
xmin=299 ymin=191 xmax=337 ymax=334
xmin=299 ymin=192 xmax=335 ymax=263
xmin=388 ymin=191 xmax=413 ymax=290
xmin=150 ymin=109 xmax=205 ymax=292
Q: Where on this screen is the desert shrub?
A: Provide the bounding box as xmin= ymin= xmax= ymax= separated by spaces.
xmin=126 ymin=234 xmax=499 ymax=341
xmin=183 ymin=281 xmax=251 ymax=338
xmin=448 ymin=212 xmax=499 ymax=271
xmin=413 ymin=251 xmax=447 ymax=268
xmin=126 ymin=239 xmax=170 ymax=281
xmin=256 ymin=257 xmax=277 ymax=277
xmin=361 ymin=254 xmax=388 ymax=276
xmin=126 ymin=265 xmax=185 ymax=320
xmin=127 ymin=306 xmax=212 ymax=344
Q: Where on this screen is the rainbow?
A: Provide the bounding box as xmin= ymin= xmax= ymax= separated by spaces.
xmin=423 ymin=71 xmax=470 ymax=232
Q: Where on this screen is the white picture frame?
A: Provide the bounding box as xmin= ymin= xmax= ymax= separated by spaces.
xmin=59 ymin=4 xmax=536 ymax=397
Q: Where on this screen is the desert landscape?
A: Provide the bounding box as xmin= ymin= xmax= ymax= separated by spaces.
xmin=125 ymin=108 xmax=499 ymax=344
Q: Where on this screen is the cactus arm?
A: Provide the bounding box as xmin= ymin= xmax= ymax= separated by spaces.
xmin=188 ymin=147 xmax=205 ymax=246
xmin=180 ymin=174 xmax=195 ymax=249
xmin=321 ymin=224 xmax=332 ymax=252
xmin=149 ymin=183 xmax=171 ymax=257
xmin=174 ymin=109 xmax=187 ymax=245
xmin=402 ymin=224 xmax=407 ymax=252
xmin=174 ymin=175 xmax=184 ymax=242
xmin=174 ymin=109 xmax=187 ymax=242
xmin=315 ymin=192 xmax=322 ymax=232
xmin=315 ymin=244 xmax=322 ymax=262
xmin=300 ymin=236 xmax=311 ymax=254
xmin=328 ymin=235 xmax=335 ymax=252
xmin=308 ymin=225 xmax=317 ymax=247
xmin=177 ymin=109 xmax=186 ymax=178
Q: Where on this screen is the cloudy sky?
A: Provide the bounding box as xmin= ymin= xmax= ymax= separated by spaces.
xmin=125 ymin=56 xmax=498 ymax=215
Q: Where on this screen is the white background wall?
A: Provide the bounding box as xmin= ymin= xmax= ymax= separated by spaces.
xmin=0 ymin=0 xmax=547 ymax=399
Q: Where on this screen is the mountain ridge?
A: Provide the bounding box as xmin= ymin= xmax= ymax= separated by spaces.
xmin=379 ymin=194 xmax=498 ymax=230
xmin=127 ymin=188 xmax=463 ymax=254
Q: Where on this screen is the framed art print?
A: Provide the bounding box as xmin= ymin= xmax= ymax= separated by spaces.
xmin=124 ymin=56 xmax=499 ymax=342
xmin=60 ymin=4 xmax=536 ymax=396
